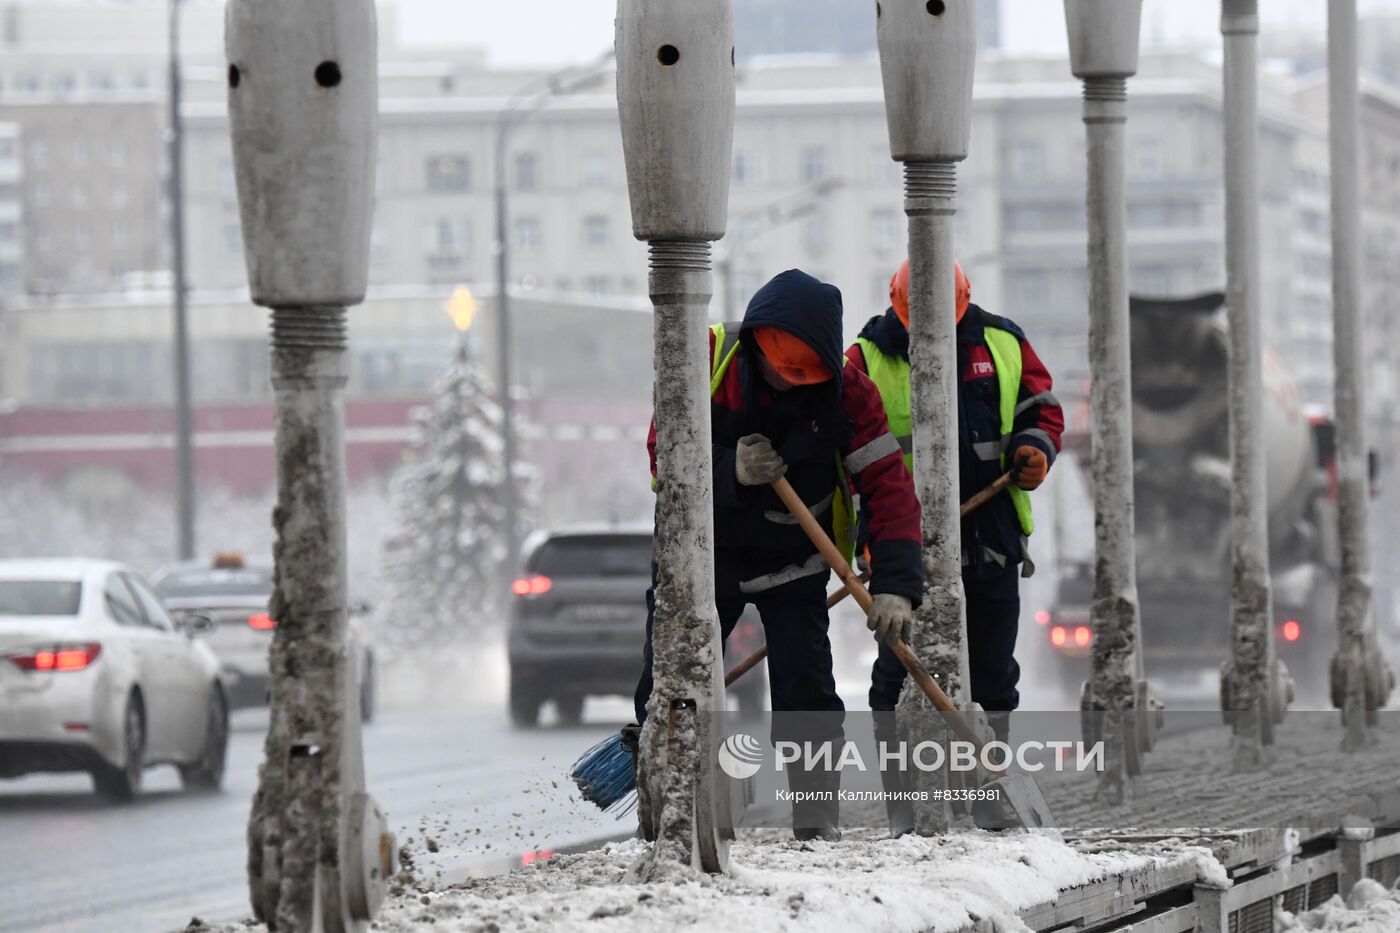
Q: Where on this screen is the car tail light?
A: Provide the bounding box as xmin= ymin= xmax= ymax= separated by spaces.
xmin=6 ymin=642 xmax=102 ymax=672
xmin=1050 ymin=626 xmax=1068 ymax=648
xmin=1073 ymin=626 xmax=1092 ymax=648
xmin=520 ymin=848 xmax=555 ymax=866
xmin=511 ymin=575 xmax=553 ymax=597
xmin=248 ymin=612 xmax=276 ymax=630
xmin=1281 ymin=620 xmax=1301 ymax=643
xmin=1034 ymin=610 xmax=1051 ymax=626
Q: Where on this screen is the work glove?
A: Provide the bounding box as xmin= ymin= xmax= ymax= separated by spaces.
xmin=867 ymin=593 xmax=913 ymax=646
xmin=735 ymin=434 xmax=787 ymax=486
xmin=1012 ymin=445 xmax=1048 ymax=491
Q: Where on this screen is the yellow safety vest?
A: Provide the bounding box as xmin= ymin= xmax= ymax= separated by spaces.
xmin=710 ymin=322 xmax=858 ymax=564
xmin=855 ymin=328 xmax=1035 ymax=536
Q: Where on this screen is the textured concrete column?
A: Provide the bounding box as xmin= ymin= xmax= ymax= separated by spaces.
xmin=616 ymin=0 xmax=735 ymax=875
xmin=903 ymin=161 xmax=970 ymax=705
xmin=1066 ymin=0 xmax=1147 ymax=803
xmin=1327 ymin=0 xmax=1393 ymax=750
xmin=875 ymin=0 xmax=976 ymax=836
xmin=228 ymin=1 xmax=391 ymax=927
xmin=1219 ymin=0 xmax=1279 ymax=769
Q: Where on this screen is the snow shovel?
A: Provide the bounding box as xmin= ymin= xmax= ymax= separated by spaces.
xmin=722 ymin=471 xmax=1013 ymax=688
xmin=769 ymin=475 xmax=1055 ymax=831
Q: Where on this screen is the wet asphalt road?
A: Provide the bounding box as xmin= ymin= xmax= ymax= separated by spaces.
xmin=0 ymin=700 xmax=633 ymax=933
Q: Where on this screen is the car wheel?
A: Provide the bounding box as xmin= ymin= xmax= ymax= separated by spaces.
xmin=180 ymin=686 xmax=229 ymax=792
xmin=509 ymin=678 xmax=541 ymax=728
xmin=94 ymin=694 xmax=145 ymax=802
xmin=554 ymin=694 xmax=585 ymax=726
xmin=359 ymin=655 xmax=376 ymax=725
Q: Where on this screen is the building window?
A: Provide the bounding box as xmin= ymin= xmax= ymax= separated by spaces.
xmin=219 ymin=159 xmax=238 ymax=203
xmin=583 ymin=275 xmax=610 ymax=296
xmin=513 ymin=216 xmax=542 ymax=252
xmin=89 ymin=70 xmax=114 ymax=91
xmin=110 ymin=182 xmax=129 ymax=209
xmin=74 ymin=220 xmax=91 ymax=247
xmin=72 ymin=183 xmax=88 ymax=209
xmin=0 ymin=222 xmax=15 ymax=242
xmin=30 ymin=140 xmax=47 ymax=168
xmin=799 ymin=146 xmax=828 ymax=185
xmin=581 ymin=152 xmax=610 ymax=188
xmin=1132 ymin=138 xmax=1163 ymax=177
xmin=1008 ymin=269 xmax=1050 ymax=308
xmin=732 ymin=149 xmax=763 ymax=187
xmin=869 ymin=208 xmax=899 ymax=252
xmin=868 ymin=144 xmax=898 ymax=184
xmin=0 ymin=139 xmax=13 ymax=160
xmin=108 ymin=140 xmax=126 ymax=167
xmin=1008 ymin=141 xmax=1043 ymax=180
xmin=33 ymin=181 xmax=51 ymax=208
xmin=428 ymin=217 xmax=472 ymax=254
xmin=802 ymin=214 xmax=829 ymax=257
xmin=581 ymin=214 xmax=609 ymax=250
xmin=71 ymin=141 xmax=87 ymax=166
xmin=111 ymin=219 xmax=129 ymax=247
xmin=425 ymin=155 xmax=472 ymax=192
xmin=514 ymin=152 xmax=538 ymax=192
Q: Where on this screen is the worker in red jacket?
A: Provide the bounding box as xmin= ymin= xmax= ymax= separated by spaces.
xmin=847 ymin=259 xmax=1064 ymax=835
xmin=629 ymin=269 xmax=923 ymax=842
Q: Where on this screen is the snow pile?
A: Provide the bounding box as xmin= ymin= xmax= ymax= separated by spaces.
xmin=368 ymin=831 xmax=1226 ymax=933
xmin=1278 ymin=879 xmax=1400 ymax=932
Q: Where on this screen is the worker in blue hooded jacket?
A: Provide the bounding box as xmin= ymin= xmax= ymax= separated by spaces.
xmin=629 ymin=269 xmax=924 ymax=841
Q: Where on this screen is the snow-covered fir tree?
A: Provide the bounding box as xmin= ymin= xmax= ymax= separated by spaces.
xmin=384 ymin=323 xmax=531 ymax=650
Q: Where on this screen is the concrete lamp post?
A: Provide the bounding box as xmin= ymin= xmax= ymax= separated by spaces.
xmin=1218 ymin=0 xmax=1292 ymax=770
xmin=616 ymin=0 xmax=736 ymax=876
xmin=876 ymin=0 xmax=975 ymax=835
xmin=1326 ymin=0 xmax=1396 ymax=750
xmin=1064 ymin=0 xmax=1160 ymax=802
xmin=227 ymin=0 xmax=393 ymax=928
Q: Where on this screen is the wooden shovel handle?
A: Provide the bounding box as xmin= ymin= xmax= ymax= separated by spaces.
xmin=769 ymin=475 xmax=991 ymax=757
xmin=961 ymin=471 xmax=1014 ymax=518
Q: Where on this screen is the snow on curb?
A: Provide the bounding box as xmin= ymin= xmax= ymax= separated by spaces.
xmin=1277 ymin=878 xmax=1400 ymax=932
xmin=365 ymin=831 xmax=1226 ymax=933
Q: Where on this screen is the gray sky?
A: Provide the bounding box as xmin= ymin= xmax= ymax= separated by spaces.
xmin=398 ymin=0 xmax=1400 ymax=67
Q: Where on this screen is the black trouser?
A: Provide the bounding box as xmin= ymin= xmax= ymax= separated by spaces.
xmin=869 ymin=563 xmax=1021 ymax=713
xmin=633 ymin=551 xmax=845 ymax=739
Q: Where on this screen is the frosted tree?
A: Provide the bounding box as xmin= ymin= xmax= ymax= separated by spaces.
xmin=383 ymin=291 xmax=532 ymax=651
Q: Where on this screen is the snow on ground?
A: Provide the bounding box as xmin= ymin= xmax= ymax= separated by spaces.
xmin=357 ymin=830 xmax=1224 ymax=933
xmin=1277 ymin=879 xmax=1400 ymax=932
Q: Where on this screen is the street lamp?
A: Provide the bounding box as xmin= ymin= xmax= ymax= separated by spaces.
xmin=493 ymin=50 xmax=614 ymax=577
xmin=168 ymin=0 xmax=195 ymax=560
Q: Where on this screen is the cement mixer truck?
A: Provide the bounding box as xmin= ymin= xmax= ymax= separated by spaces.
xmin=1040 ymin=293 xmax=1340 ymax=703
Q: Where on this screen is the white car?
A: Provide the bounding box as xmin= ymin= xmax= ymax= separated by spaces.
xmin=0 ymin=559 xmax=228 ymax=800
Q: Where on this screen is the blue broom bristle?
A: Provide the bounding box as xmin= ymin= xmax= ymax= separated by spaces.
xmin=570 ymin=732 xmax=637 ymax=815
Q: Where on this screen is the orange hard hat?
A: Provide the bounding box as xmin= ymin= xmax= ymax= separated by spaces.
xmin=752 ymin=326 xmax=831 ymax=386
xmin=890 ymin=259 xmax=972 ymax=327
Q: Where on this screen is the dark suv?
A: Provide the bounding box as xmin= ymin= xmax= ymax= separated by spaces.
xmin=507 ymin=527 xmax=765 ymax=727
